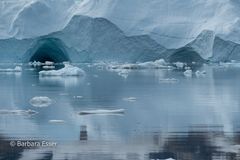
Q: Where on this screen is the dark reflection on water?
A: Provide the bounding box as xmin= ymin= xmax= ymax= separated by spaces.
xmin=0 ymin=64 xmax=240 ymax=160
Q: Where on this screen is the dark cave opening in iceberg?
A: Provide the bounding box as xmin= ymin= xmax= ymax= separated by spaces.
xmin=27 ymin=38 xmax=70 ymax=63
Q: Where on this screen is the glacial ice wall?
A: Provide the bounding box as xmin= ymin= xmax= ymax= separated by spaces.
xmin=1 ymin=0 xmax=240 ymax=49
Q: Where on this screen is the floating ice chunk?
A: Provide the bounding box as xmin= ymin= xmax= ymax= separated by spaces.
xmin=29 ymin=61 xmax=43 ymax=67
xmin=174 ymin=62 xmax=185 ymax=69
xmin=44 ymin=61 xmax=54 ymax=66
xmin=79 ymin=109 xmax=125 ymax=115
xmin=39 ymin=64 xmax=85 ymax=76
xmin=73 ymin=96 xmax=83 ymax=99
xmin=195 ymin=70 xmax=206 ymax=77
xmin=183 ymin=69 xmax=192 ymax=77
xmin=49 ymin=120 xmax=65 ymax=124
xmin=0 ymin=66 xmax=22 ymax=72
xmin=29 ymin=96 xmax=52 ymax=107
xmin=159 ymin=78 xmax=179 ymax=83
xmin=42 ymin=65 xmax=55 ymax=69
xmin=0 ymin=109 xmax=38 ymax=115
xmin=123 ymin=97 xmax=137 ymax=102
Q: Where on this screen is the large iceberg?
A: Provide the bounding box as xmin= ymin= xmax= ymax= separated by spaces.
xmin=1 ymin=0 xmax=240 ymax=64
xmin=0 ymin=15 xmax=166 ymax=63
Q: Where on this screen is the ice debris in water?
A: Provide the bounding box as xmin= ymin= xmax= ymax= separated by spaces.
xmin=0 ymin=66 xmax=22 ymax=72
xmin=195 ymin=70 xmax=206 ymax=77
xmin=79 ymin=109 xmax=125 ymax=115
xmin=123 ymin=97 xmax=137 ymax=102
xmin=106 ymin=59 xmax=171 ymax=78
xmin=39 ymin=63 xmax=85 ymax=76
xmin=29 ymin=96 xmax=52 ymax=107
xmin=108 ymin=59 xmax=170 ymax=70
xmin=0 ymin=109 xmax=38 ymax=115
xmin=49 ymin=120 xmax=65 ymax=124
xmin=183 ymin=69 xmax=192 ymax=77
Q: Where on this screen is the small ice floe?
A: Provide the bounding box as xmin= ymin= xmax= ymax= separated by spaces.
xmin=0 ymin=66 xmax=22 ymax=72
xmin=0 ymin=109 xmax=38 ymax=115
xmin=159 ymin=78 xmax=179 ymax=83
xmin=48 ymin=120 xmax=65 ymax=124
xmin=195 ymin=70 xmax=206 ymax=77
xmin=123 ymin=97 xmax=137 ymax=102
xmin=79 ymin=109 xmax=125 ymax=115
xmin=29 ymin=96 xmax=52 ymax=107
xmin=29 ymin=61 xmax=43 ymax=67
xmin=183 ymin=69 xmax=192 ymax=77
xmin=73 ymin=96 xmax=83 ymax=99
xmin=42 ymin=65 xmax=55 ymax=69
xmin=39 ymin=64 xmax=85 ymax=76
xmin=174 ymin=62 xmax=185 ymax=69
xmin=44 ymin=61 xmax=54 ymax=66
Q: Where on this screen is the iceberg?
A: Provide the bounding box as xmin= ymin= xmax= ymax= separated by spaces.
xmin=79 ymin=109 xmax=125 ymax=115
xmin=39 ymin=64 xmax=85 ymax=76
xmin=29 ymin=96 xmax=52 ymax=107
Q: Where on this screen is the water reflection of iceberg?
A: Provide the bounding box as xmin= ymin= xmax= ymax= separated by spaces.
xmin=39 ymin=76 xmax=82 ymax=87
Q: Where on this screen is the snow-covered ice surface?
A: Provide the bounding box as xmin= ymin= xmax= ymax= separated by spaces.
xmin=29 ymin=96 xmax=52 ymax=107
xmin=39 ymin=64 xmax=85 ymax=76
xmin=79 ymin=109 xmax=125 ymax=115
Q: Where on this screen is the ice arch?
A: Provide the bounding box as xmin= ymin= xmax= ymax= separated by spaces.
xmin=24 ymin=38 xmax=70 ymax=63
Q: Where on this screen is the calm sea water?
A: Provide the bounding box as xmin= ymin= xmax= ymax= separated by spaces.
xmin=0 ymin=63 xmax=240 ymax=160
